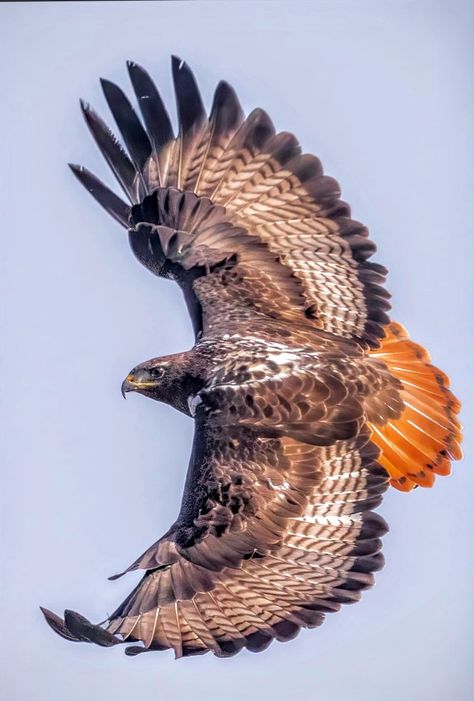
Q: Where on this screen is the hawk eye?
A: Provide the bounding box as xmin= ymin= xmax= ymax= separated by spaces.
xmin=149 ymin=367 xmax=165 ymax=379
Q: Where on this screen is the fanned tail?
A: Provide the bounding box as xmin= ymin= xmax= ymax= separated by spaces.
xmin=368 ymin=322 xmax=462 ymax=491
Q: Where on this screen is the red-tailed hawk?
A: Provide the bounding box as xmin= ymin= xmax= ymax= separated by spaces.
xmin=41 ymin=57 xmax=462 ymax=658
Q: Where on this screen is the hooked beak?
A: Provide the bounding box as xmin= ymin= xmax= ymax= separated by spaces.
xmin=121 ymin=371 xmax=157 ymax=399
xmin=121 ymin=375 xmax=135 ymax=399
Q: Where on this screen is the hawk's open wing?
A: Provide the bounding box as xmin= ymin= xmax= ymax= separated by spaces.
xmin=42 ymin=57 xmax=462 ymax=658
xmin=72 ymin=56 xmax=389 ymax=346
xmin=43 ymin=391 xmax=388 ymax=657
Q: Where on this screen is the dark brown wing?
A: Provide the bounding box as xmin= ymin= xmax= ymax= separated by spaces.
xmin=72 ymin=57 xmax=389 ymax=346
xmin=43 ymin=373 xmax=388 ymax=657
xmin=127 ymin=190 xmax=308 ymax=336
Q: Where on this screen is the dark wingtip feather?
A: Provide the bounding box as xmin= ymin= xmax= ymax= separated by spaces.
xmin=210 ymin=81 xmax=244 ymax=136
xmin=79 ymin=99 xmax=101 ymax=128
xmin=125 ymin=645 xmax=147 ymax=656
xmin=100 ymin=77 xmax=151 ymax=171
xmin=99 ymin=77 xmax=117 ymax=93
xmin=63 ymin=610 xmax=120 ymax=647
xmin=239 ymin=108 xmax=275 ymax=151
xmin=171 ymin=54 xmax=183 ymax=70
xmin=108 ymin=570 xmax=126 ymax=581
xmin=78 ymin=100 xmax=136 ymax=202
xmin=69 ymin=164 xmax=131 ymax=227
xmin=40 ymin=606 xmax=81 ymax=642
xmin=171 ymin=54 xmax=205 ymax=135
xmin=127 ymin=59 xmax=173 ymax=147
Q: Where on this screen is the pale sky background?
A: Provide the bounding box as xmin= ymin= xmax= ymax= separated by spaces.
xmin=1 ymin=1 xmax=473 ymax=700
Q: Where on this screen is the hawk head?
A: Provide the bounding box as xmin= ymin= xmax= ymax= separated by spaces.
xmin=121 ymin=353 xmax=203 ymax=416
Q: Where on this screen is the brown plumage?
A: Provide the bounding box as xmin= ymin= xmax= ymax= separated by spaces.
xmin=41 ymin=57 xmax=462 ymax=658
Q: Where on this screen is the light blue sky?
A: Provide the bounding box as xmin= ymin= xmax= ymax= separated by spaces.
xmin=2 ymin=1 xmax=473 ymax=699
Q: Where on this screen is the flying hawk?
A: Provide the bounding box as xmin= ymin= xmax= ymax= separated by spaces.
xmin=41 ymin=57 xmax=462 ymax=658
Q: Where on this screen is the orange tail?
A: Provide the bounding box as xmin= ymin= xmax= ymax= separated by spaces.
xmin=368 ymin=322 xmax=463 ymax=492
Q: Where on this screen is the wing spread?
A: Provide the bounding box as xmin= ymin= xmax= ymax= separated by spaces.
xmin=42 ymin=57 xmax=462 ymax=658
xmin=43 ymin=407 xmax=388 ymax=657
xmin=71 ymin=56 xmax=390 ymax=346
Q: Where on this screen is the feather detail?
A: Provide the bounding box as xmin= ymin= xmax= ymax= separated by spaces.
xmin=80 ymin=101 xmax=137 ymax=202
xmin=100 ymin=78 xmax=151 ymax=174
xmin=368 ymin=322 xmax=462 ymax=491
xmin=68 ymin=164 xmax=130 ymax=227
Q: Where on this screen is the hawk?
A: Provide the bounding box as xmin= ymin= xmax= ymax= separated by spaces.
xmin=42 ymin=57 xmax=462 ymax=658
